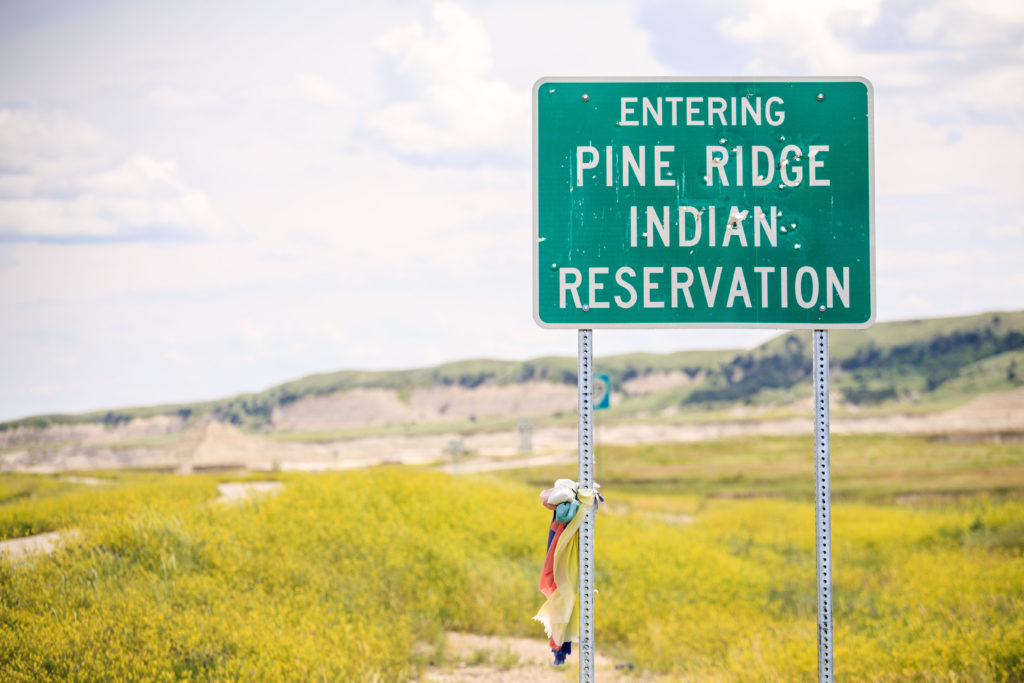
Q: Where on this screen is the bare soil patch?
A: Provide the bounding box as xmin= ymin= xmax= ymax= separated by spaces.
xmin=0 ymin=530 xmax=78 ymax=563
xmin=272 ymin=382 xmax=577 ymax=431
xmin=621 ymin=370 xmax=698 ymax=396
xmin=215 ymin=481 xmax=283 ymax=503
xmin=420 ymin=631 xmax=654 ymax=682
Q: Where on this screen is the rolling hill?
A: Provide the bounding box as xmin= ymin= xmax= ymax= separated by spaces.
xmin=1 ymin=309 xmax=1022 ymax=472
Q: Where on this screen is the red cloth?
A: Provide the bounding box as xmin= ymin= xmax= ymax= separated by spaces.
xmin=539 ymin=520 xmax=567 ymax=597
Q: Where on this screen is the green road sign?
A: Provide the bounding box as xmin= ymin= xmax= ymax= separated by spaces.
xmin=533 ymin=77 xmax=874 ymax=329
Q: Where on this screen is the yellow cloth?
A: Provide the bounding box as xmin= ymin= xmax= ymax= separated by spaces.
xmin=533 ymin=488 xmax=597 ymax=645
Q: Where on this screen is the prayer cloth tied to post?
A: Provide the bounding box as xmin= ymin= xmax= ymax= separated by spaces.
xmin=534 ymin=479 xmax=601 ymax=665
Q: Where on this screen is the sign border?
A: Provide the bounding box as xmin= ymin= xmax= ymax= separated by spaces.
xmin=532 ymin=75 xmax=875 ymax=330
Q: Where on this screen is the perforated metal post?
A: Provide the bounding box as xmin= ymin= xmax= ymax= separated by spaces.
xmin=813 ymin=330 xmax=834 ymax=682
xmin=577 ymin=329 xmax=595 ymax=683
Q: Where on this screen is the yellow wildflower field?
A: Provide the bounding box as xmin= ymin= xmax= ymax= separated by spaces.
xmin=1 ymin=434 xmax=1022 ymax=681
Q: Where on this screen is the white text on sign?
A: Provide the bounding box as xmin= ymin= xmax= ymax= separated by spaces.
xmin=560 ymin=94 xmax=850 ymax=313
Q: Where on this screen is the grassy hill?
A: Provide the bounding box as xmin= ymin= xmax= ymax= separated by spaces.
xmin=649 ymin=309 xmax=1024 ymax=414
xmin=3 ymin=310 xmax=1022 ymax=434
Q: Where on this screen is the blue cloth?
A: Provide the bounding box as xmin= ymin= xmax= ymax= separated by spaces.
xmin=554 ymin=499 xmax=579 ymax=524
xmin=552 ymin=640 xmax=572 ymax=665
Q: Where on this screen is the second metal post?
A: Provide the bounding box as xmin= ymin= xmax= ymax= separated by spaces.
xmin=813 ymin=329 xmax=834 ymax=682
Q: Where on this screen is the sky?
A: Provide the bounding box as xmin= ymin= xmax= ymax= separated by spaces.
xmin=1 ymin=0 xmax=1022 ymax=421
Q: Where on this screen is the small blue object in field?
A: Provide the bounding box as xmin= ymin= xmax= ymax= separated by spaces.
xmin=595 ymin=373 xmax=611 ymax=410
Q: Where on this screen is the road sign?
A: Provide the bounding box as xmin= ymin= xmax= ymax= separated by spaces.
xmin=533 ymin=77 xmax=874 ymax=329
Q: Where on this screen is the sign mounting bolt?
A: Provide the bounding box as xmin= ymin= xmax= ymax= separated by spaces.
xmin=817 ymin=93 xmax=825 ymax=101
xmin=819 ymin=305 xmax=827 ymax=312
xmin=581 ymin=93 xmax=590 ymax=102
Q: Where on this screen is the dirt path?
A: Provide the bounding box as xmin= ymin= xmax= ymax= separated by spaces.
xmin=215 ymin=481 xmax=283 ymax=503
xmin=0 ymin=530 xmax=78 ymax=563
xmin=420 ymin=631 xmax=656 ymax=682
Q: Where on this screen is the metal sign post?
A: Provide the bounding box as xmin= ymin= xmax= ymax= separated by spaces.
xmin=813 ymin=330 xmax=834 ymax=682
xmin=577 ymin=329 xmax=595 ymax=683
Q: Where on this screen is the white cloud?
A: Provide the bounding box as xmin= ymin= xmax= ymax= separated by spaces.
xmin=482 ymin=1 xmax=668 ymax=81
xmin=0 ymin=110 xmax=226 ymax=240
xmin=719 ymin=0 xmax=1024 ymax=119
xmin=714 ymin=0 xmax=1022 ymax=126
xmin=900 ymin=222 xmax=935 ymax=238
xmin=293 ymin=73 xmax=351 ymax=108
xmin=367 ymin=2 xmax=528 ymax=159
xmin=0 ymin=108 xmax=112 ymax=180
xmin=262 ymin=72 xmax=353 ymax=109
xmin=378 ymin=1 xmax=492 ymax=80
xmin=902 ymin=293 xmax=931 ymax=312
xmin=148 ymin=86 xmax=221 ymax=110
xmin=985 ymin=224 xmax=1022 ymax=238
xmin=875 ymin=242 xmax=1022 ymax=320
xmin=234 ymin=319 xmax=270 ymax=346
xmin=878 ymin=247 xmax=998 ymax=267
xmin=876 ymin=112 xmax=1023 ymax=199
xmin=906 ymin=0 xmax=1024 ymax=47
xmin=163 ymin=350 xmax=190 ymax=365
xmin=719 ymin=0 xmax=883 ymax=73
